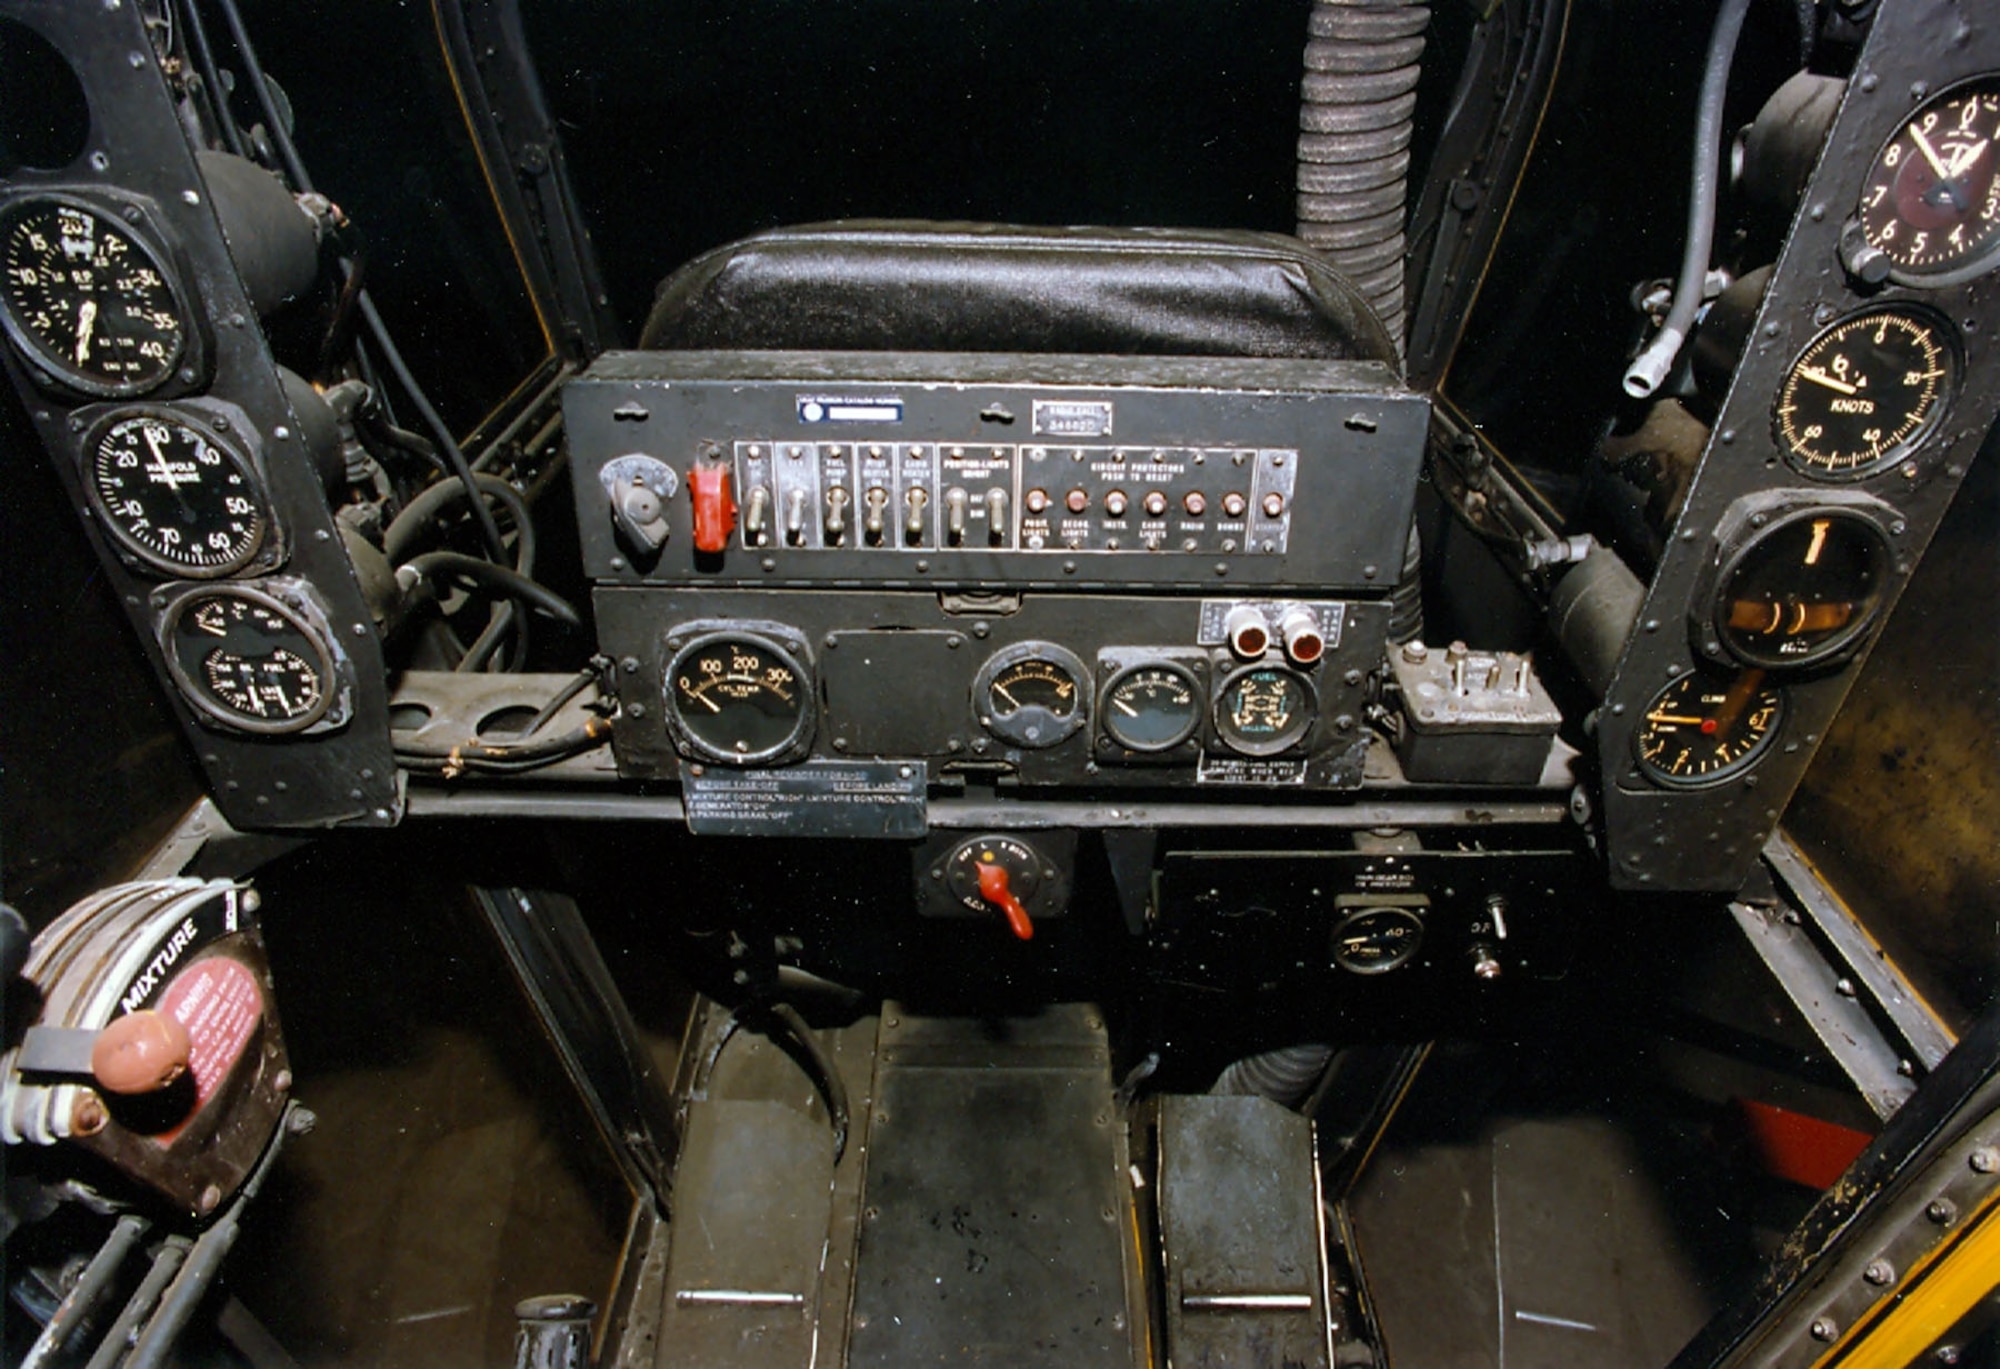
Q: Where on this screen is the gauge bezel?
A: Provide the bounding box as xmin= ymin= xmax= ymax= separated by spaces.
xmin=1099 ymin=659 xmax=1205 ymax=754
xmin=973 ymin=641 xmax=1092 ymax=750
xmin=1633 ymin=670 xmax=1786 ymax=790
xmin=662 ymin=625 xmax=816 ymax=766
xmin=1772 ymin=305 xmax=1958 ymax=481
xmin=1856 ymin=76 xmax=2000 ymax=288
xmin=81 ymin=402 xmax=275 ymax=578
xmin=1708 ymin=506 xmax=1895 ymax=670
xmin=1330 ymin=906 xmax=1425 ymax=976
xmin=0 ymin=191 xmax=200 ymax=399
xmin=1212 ymin=662 xmax=1317 ymax=758
xmin=157 ymin=581 xmax=338 ymax=735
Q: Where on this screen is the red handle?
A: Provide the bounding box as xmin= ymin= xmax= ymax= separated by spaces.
xmin=689 ymin=464 xmax=737 ymax=554
xmin=975 ymin=861 xmax=1035 ymax=941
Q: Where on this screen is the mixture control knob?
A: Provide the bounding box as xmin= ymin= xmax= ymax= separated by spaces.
xmin=689 ymin=463 xmax=738 ymax=554
xmin=864 ymin=487 xmax=889 ymax=543
xmin=784 ymin=487 xmax=808 ymax=545
xmin=985 ymin=487 xmax=1009 ymax=543
xmin=945 ymin=486 xmax=969 ymax=544
xmin=905 ymin=486 xmax=930 ymax=543
xmin=742 ymin=485 xmax=771 ymax=546
xmin=825 ymin=486 xmax=851 ymax=541
xmin=91 ymin=1009 xmax=193 ymax=1096
xmin=601 ymin=453 xmax=679 ymax=558
xmin=976 ymin=861 xmax=1035 ymax=941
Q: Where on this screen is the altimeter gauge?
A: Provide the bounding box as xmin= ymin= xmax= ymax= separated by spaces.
xmin=1857 ymin=78 xmax=2000 ymax=284
xmin=0 ymin=196 xmax=192 ymax=397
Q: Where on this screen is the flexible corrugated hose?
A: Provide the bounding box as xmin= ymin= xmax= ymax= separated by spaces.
xmin=1295 ymin=0 xmax=1432 ymax=353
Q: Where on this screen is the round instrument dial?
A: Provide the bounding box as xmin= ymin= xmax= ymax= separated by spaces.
xmin=1635 ymin=670 xmax=1784 ymax=788
xmin=1858 ymin=79 xmax=2000 ymax=283
xmin=975 ymin=643 xmax=1090 ymax=749
xmin=1774 ymin=309 xmax=1952 ymax=478
xmin=1712 ymin=509 xmax=1892 ymax=669
xmin=1331 ymin=906 xmax=1424 ymax=975
xmin=1214 ymin=664 xmax=1315 ymax=757
xmin=163 ymin=586 xmax=334 ymax=734
xmin=0 ymin=197 xmax=189 ymax=396
xmin=666 ymin=632 xmax=813 ymax=764
xmin=1100 ymin=661 xmax=1202 ymax=753
xmin=86 ymin=409 xmax=270 ymax=576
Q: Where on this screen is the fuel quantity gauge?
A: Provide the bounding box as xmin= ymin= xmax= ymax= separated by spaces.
xmin=1635 ymin=670 xmax=1784 ymax=788
xmin=975 ymin=643 xmax=1090 ymax=749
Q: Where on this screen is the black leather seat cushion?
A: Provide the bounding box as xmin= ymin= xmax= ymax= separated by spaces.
xmin=640 ymin=220 xmax=1396 ymax=365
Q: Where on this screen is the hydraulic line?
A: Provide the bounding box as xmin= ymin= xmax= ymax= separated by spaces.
xmin=400 ymin=552 xmax=581 ymax=627
xmin=1212 ymin=1043 xmax=1337 ymax=1109
xmin=1295 ymin=0 xmax=1432 ymax=352
xmin=1622 ymin=0 xmax=1755 ymax=398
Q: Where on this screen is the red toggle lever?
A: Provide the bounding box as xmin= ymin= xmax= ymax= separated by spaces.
xmin=976 ymin=861 xmax=1035 ymax=941
xmin=689 ymin=463 xmax=737 ymax=554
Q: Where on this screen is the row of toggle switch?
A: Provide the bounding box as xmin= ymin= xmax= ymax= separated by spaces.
xmin=742 ymin=483 xmax=1014 ymax=547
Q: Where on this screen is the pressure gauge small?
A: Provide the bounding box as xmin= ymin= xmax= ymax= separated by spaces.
xmin=1634 ymin=670 xmax=1784 ymax=788
xmin=1100 ymin=661 xmax=1203 ymax=753
xmin=0 ymin=196 xmax=192 ymax=397
xmin=1857 ymin=78 xmax=2000 ymax=284
xmin=665 ymin=630 xmax=814 ymax=764
xmin=161 ymin=585 xmax=336 ymax=735
xmin=85 ymin=407 xmax=272 ymax=577
xmin=1774 ymin=308 xmax=1953 ymax=479
xmin=1331 ymin=907 xmax=1424 ymax=975
xmin=975 ymin=643 xmax=1091 ymax=749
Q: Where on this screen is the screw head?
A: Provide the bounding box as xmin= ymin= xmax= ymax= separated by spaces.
xmin=1970 ymin=1147 xmax=1999 ymax=1174
xmin=1863 ymin=1259 xmax=1896 ymax=1286
xmin=1811 ymin=1317 xmax=1838 ymax=1343
xmin=1927 ymin=1198 xmax=1959 ymax=1225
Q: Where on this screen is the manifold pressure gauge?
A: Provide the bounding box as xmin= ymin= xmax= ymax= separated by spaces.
xmin=86 ymin=407 xmax=272 ymax=577
xmin=1635 ymin=669 xmax=1784 ymax=788
xmin=0 ymin=196 xmax=192 ymax=396
xmin=161 ymin=584 xmax=336 ymax=734
xmin=665 ymin=629 xmax=814 ymax=764
xmin=1858 ymin=78 xmax=2000 ymax=284
xmin=1774 ymin=308 xmax=1953 ymax=478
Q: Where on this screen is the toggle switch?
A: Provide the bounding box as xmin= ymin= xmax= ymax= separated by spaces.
xmin=784 ymin=487 xmax=808 ymax=545
xmin=825 ymin=486 xmax=851 ymax=541
xmin=743 ymin=485 xmax=771 ymax=546
xmin=864 ymin=487 xmax=889 ymax=543
xmin=985 ymin=487 xmax=1009 ymax=544
xmin=945 ymin=486 xmax=969 ymax=544
xmin=905 ymin=486 xmax=930 ymax=543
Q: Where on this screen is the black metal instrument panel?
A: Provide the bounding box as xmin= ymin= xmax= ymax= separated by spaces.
xmin=0 ymin=2 xmax=398 ymax=830
xmin=1597 ymin=0 xmax=2000 ymax=891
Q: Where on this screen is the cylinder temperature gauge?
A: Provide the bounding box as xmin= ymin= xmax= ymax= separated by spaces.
xmin=664 ymin=628 xmax=814 ymax=765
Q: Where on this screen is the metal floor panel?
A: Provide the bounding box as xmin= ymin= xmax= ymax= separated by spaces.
xmin=1349 ymin=1116 xmax=1716 ymax=1369
xmin=847 ymin=1004 xmax=1143 ymax=1368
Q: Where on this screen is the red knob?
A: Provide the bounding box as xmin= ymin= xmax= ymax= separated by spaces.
xmin=689 ymin=464 xmax=737 ymax=554
xmin=975 ymin=861 xmax=1035 ymax=941
xmin=92 ymin=1009 xmax=192 ymax=1095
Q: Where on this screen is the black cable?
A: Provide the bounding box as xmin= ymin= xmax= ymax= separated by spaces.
xmin=208 ymin=0 xmax=509 ymax=565
xmin=691 ymin=1002 xmax=850 ymax=1164
xmin=395 ymin=716 xmax=612 ymax=771
xmin=177 ymin=0 xmax=246 ymax=156
xmin=459 ymin=603 xmax=521 ymax=673
xmin=383 ymin=473 xmax=535 ymax=568
xmin=401 ymin=552 xmax=580 ymax=627
xmin=523 ymin=664 xmax=601 ymax=736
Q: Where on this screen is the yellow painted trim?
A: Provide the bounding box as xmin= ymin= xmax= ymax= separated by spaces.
xmin=1815 ymin=1188 xmax=2000 ymax=1369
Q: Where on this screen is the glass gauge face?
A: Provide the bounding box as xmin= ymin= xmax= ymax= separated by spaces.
xmin=1635 ymin=670 xmax=1784 ymax=788
xmin=1714 ymin=510 xmax=1892 ymax=668
xmin=667 ymin=633 xmax=812 ymax=763
xmin=1214 ymin=665 xmax=1315 ymax=757
xmin=1 ymin=199 xmax=188 ymax=396
xmin=1774 ymin=309 xmax=1952 ymax=478
xmin=1859 ymin=79 xmax=2000 ymax=281
xmin=165 ymin=589 xmax=333 ymax=734
xmin=1100 ymin=661 xmax=1202 ymax=752
xmin=1331 ymin=907 xmax=1424 ymax=975
xmin=87 ymin=410 xmax=269 ymax=576
xmin=976 ymin=644 xmax=1089 ymax=749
